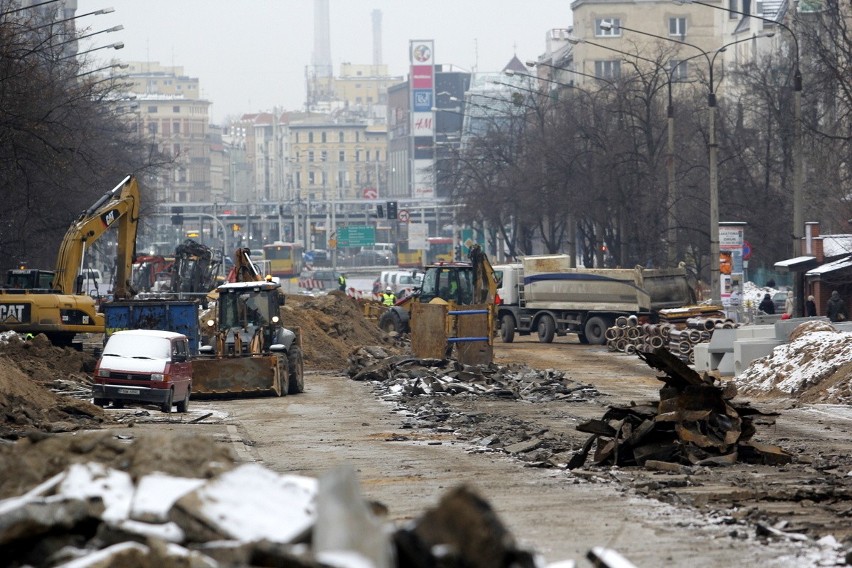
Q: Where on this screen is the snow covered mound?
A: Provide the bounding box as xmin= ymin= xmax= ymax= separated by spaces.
xmin=737 ymin=326 xmax=852 ymax=399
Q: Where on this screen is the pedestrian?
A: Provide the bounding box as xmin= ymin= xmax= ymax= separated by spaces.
xmin=338 ymin=273 xmax=346 ymax=292
xmin=758 ymin=292 xmax=775 ymax=314
xmin=784 ymin=290 xmax=794 ymax=317
xmin=806 ymin=295 xmax=818 ymax=317
xmin=827 ymin=290 xmax=847 ymax=322
xmin=381 ymin=286 xmax=396 ymax=306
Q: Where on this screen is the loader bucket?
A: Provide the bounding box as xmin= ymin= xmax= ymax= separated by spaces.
xmin=191 ymin=355 xmax=285 ymax=398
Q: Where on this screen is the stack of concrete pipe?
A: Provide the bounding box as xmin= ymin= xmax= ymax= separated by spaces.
xmin=606 ymin=316 xmax=737 ymax=363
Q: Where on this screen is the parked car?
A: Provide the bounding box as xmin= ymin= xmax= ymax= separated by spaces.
xmin=308 ymin=269 xmax=344 ymax=291
xmin=352 ymin=249 xmax=395 ymax=266
xmin=91 ymin=329 xmax=193 ymax=413
xmin=304 ymin=249 xmax=329 ymax=266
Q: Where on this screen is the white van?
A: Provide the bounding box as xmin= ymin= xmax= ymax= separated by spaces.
xmin=373 ymin=270 xmax=423 ymax=297
xmin=79 ymin=269 xmax=107 ymax=297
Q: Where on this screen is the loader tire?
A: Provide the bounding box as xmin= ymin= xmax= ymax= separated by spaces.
xmin=584 ymin=316 xmax=608 ymax=345
xmin=537 ymin=315 xmax=556 ymax=343
xmin=287 ymin=347 xmax=305 ymax=394
xmin=378 ymin=310 xmax=402 ymax=334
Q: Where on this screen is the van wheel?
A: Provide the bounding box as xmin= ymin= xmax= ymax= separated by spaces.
xmin=287 ymin=347 xmax=305 ymax=394
xmin=176 ymin=388 xmax=190 ymax=413
xmin=161 ymin=389 xmax=173 ymax=413
xmin=537 ymin=315 xmax=556 ymax=343
xmin=500 ymin=314 xmax=516 ymax=343
xmin=584 ymin=316 xmax=609 ymax=345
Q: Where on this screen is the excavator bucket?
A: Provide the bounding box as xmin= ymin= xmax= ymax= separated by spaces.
xmin=191 ymin=355 xmax=286 ymax=398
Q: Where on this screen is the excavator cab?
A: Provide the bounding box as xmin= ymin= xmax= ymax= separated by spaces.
xmin=420 ymin=266 xmax=476 ymax=305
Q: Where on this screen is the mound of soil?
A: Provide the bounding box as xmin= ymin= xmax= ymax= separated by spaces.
xmin=0 ymin=335 xmax=106 ymax=440
xmin=283 ymin=291 xmax=399 ymax=370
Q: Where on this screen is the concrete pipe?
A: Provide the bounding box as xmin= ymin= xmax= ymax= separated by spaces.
xmin=616 ymin=339 xmax=628 ymax=352
xmin=615 ymin=316 xmax=628 ymax=328
xmin=649 ymin=335 xmax=665 ymax=349
xmin=605 ymin=327 xmax=621 ymax=341
xmin=626 ymin=327 xmax=641 ymax=340
xmin=687 ymin=329 xmax=703 ymax=343
xmin=678 ymin=340 xmax=692 ymax=354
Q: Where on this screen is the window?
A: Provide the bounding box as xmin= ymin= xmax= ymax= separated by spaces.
xmin=596 ymin=18 xmax=621 ymax=37
xmin=594 ymin=60 xmax=621 ymax=79
xmin=366 ymin=150 xmax=371 ymax=161
xmin=173 ymin=106 xmax=180 ymax=113
xmin=321 ymin=150 xmax=328 ymax=162
xmin=669 ymin=60 xmax=689 ymax=81
xmin=355 ymin=150 xmax=361 ymax=162
xmin=743 ymin=0 xmax=751 ymax=16
xmin=356 ymin=132 xmax=360 ymax=142
xmin=375 ymin=150 xmax=381 ymax=161
xmin=295 ymin=151 xmax=300 ymax=162
xmin=295 ymin=173 xmax=301 ymax=188
xmin=338 ymin=171 xmax=344 ymax=188
xmin=308 ymin=151 xmax=314 ymax=162
xmin=308 ymin=132 xmax=314 ymax=143
xmin=321 ymin=132 xmax=327 ymax=143
xmin=295 ymin=132 xmax=300 ymax=143
xmin=173 ymin=121 xmax=181 ymax=134
xmin=309 ymin=171 xmax=315 ymax=185
xmin=728 ymin=0 xmax=738 ymax=16
xmin=669 ymin=17 xmax=687 ymax=37
xmin=338 ymin=131 xmax=344 ymax=142
xmin=356 ymin=171 xmax=361 ymax=184
xmin=321 ymin=172 xmax=327 ymax=186
xmin=147 ymin=106 xmax=158 ymax=113
xmin=339 ymin=150 xmax=345 ymax=162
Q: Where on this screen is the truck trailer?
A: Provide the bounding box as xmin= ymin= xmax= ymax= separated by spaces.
xmin=495 ymin=255 xmax=694 ymax=345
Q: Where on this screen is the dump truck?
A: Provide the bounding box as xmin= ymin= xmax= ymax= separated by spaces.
xmin=495 ymin=255 xmax=695 ymax=345
xmin=192 ymin=279 xmax=304 ymax=397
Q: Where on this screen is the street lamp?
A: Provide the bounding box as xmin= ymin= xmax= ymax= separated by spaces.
xmin=601 ymin=20 xmax=772 ymax=303
xmin=60 ymin=41 xmax=124 ymax=60
xmin=675 ymin=0 xmax=803 ymax=313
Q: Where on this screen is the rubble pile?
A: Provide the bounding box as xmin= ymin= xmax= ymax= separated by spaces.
xmin=606 ymin=317 xmax=737 ymax=364
xmin=737 ymin=322 xmax=852 ymax=403
xmin=0 ymin=432 xmax=542 ymax=568
xmin=348 ymin=346 xmax=599 ymax=466
xmin=348 ymin=346 xmax=599 ymax=403
xmin=569 ymin=347 xmax=791 ymax=469
xmin=283 ymin=291 xmax=400 ymax=370
xmin=0 ymin=334 xmax=106 ymax=440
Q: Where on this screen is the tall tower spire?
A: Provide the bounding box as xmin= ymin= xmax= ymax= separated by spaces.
xmin=312 ymin=0 xmax=332 ymax=78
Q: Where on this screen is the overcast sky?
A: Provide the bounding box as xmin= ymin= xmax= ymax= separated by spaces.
xmin=75 ymin=0 xmax=572 ymax=124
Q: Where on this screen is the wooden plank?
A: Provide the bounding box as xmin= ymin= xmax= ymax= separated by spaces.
xmin=455 ymin=304 xmax=493 ymax=365
xmin=411 ymin=302 xmax=448 ymax=359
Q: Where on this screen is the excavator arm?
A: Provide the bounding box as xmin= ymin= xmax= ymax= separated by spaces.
xmin=52 ymin=175 xmax=140 ymax=299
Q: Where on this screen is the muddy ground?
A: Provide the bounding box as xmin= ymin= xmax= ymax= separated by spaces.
xmin=2 ymin=295 xmax=852 ymax=564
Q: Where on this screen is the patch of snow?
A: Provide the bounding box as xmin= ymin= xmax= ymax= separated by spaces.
xmin=736 ymin=330 xmax=852 ymax=394
xmin=57 ymin=463 xmax=134 ymax=522
xmin=193 ymin=463 xmax=317 ymax=543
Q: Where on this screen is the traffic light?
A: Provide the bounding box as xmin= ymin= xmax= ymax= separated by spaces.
xmin=376 ymin=204 xmax=384 ymax=218
xmin=231 ymin=223 xmax=241 ymax=231
xmin=171 ymin=206 xmax=183 ymax=226
xmin=387 ymin=201 xmax=398 ymax=220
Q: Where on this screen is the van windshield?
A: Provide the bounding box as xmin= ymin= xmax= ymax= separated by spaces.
xmin=103 ymin=335 xmax=171 ymax=360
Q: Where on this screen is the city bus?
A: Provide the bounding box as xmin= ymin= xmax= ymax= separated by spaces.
xmin=397 ymin=237 xmax=456 ymax=268
xmin=262 ymin=242 xmax=305 ymax=278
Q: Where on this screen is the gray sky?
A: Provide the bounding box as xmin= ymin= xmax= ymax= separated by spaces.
xmin=75 ymin=0 xmax=572 ymax=123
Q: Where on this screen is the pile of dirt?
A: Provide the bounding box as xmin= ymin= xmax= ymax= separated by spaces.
xmin=283 ymin=291 xmax=400 ymax=370
xmin=0 ymin=334 xmax=107 ymax=440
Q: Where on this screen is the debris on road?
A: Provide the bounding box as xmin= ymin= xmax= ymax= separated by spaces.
xmin=606 ymin=316 xmax=737 ymax=364
xmin=0 ymin=431 xmax=571 ymax=568
xmin=570 ymin=347 xmax=791 ymax=469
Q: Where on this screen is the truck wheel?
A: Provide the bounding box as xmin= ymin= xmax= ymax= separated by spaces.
xmin=287 ymin=347 xmax=305 ymax=394
xmin=93 ymin=398 xmax=106 ymax=407
xmin=578 ymin=333 xmax=590 ymax=345
xmin=378 ymin=310 xmax=401 ymax=334
xmin=500 ymin=314 xmax=516 ymax=343
xmin=537 ymin=315 xmax=556 ymax=343
xmin=176 ymin=388 xmax=190 ymax=413
xmin=161 ymin=389 xmax=173 ymax=413
xmin=584 ymin=316 xmax=609 ymax=345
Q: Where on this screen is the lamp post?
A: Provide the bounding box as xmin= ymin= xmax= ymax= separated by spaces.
xmin=59 ymin=41 xmax=123 ymax=60
xmin=602 ymin=20 xmax=772 ymax=303
xmin=675 ymin=0 xmax=803 ymax=314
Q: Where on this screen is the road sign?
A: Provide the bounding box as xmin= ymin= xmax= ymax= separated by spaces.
xmin=363 ymin=187 xmax=377 ymax=199
xmin=742 ymin=240 xmax=752 ymax=261
xmin=337 ymin=226 xmax=375 ymax=248
xmin=398 ymin=209 xmax=410 ymax=223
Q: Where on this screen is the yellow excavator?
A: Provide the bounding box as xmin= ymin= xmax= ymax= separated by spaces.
xmin=378 ymin=243 xmax=498 ymax=364
xmin=0 ymin=175 xmax=140 ymax=346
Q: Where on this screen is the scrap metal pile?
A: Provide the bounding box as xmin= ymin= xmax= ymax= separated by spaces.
xmin=605 ymin=316 xmax=737 ymax=364
xmin=570 ymin=347 xmax=791 ymax=469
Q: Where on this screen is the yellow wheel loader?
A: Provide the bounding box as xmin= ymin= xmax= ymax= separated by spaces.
xmin=192 ymin=279 xmax=304 ymax=398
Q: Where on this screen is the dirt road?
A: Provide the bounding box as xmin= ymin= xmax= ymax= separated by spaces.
xmin=150 ymin=334 xmax=850 ymax=566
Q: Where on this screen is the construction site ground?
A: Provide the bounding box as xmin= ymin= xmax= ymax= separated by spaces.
xmin=1 ymin=292 xmax=851 ymax=565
